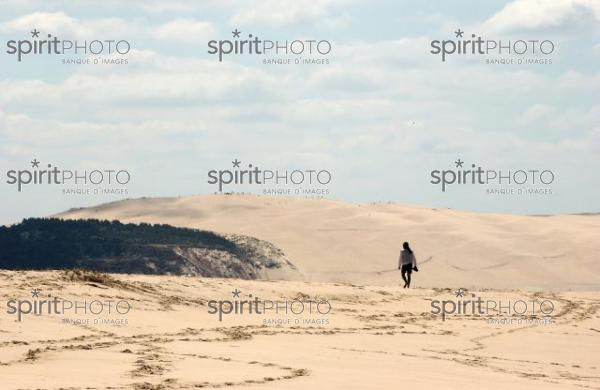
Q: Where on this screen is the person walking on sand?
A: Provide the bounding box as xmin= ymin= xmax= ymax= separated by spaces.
xmin=399 ymin=242 xmax=418 ymax=288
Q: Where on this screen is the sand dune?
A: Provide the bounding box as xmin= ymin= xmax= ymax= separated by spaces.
xmin=4 ymin=196 xmax=599 ymax=389
xmin=0 ymin=270 xmax=598 ymax=389
xmin=56 ymin=195 xmax=600 ymax=291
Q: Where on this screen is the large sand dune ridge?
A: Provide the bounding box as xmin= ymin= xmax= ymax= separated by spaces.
xmin=55 ymin=194 xmax=600 ymax=291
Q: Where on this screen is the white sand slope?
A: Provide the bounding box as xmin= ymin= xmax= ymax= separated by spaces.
xmin=0 ymin=271 xmax=599 ymax=389
xmin=55 ymin=194 xmax=600 ymax=291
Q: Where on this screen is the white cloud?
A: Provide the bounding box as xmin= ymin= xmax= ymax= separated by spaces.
xmin=485 ymin=0 xmax=600 ymax=32
xmin=153 ymin=18 xmax=215 ymax=43
xmin=140 ymin=1 xmax=195 ymax=14
xmin=517 ymin=104 xmax=557 ymax=125
xmin=0 ymin=11 xmax=71 ymax=31
xmin=0 ymin=11 xmax=134 ymax=38
xmin=229 ymin=0 xmax=350 ymax=27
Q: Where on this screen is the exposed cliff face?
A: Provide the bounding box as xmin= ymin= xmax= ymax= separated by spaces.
xmin=225 ymin=234 xmax=298 ymax=271
xmin=169 ymin=233 xmax=300 ymax=279
xmin=74 ymin=240 xmax=297 ymax=279
xmin=171 ymin=246 xmax=259 ymax=278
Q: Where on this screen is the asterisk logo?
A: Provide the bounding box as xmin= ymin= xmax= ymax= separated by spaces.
xmin=454 ymin=29 xmax=464 ymax=38
xmin=232 ymin=289 xmax=241 ymax=298
xmin=454 ymin=288 xmax=466 ymax=298
xmin=232 ymin=29 xmax=241 ymax=38
xmin=31 ymin=29 xmax=40 ymax=38
xmin=31 ymin=289 xmax=41 ymax=298
xmin=31 ymin=158 xmax=40 ymax=168
xmin=454 ymin=158 xmax=464 ymax=168
xmin=232 ymin=159 xmax=241 ymax=168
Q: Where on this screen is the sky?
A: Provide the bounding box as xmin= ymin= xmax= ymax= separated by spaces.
xmin=0 ymin=0 xmax=599 ymax=224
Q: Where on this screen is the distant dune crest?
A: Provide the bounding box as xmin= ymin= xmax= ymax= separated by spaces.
xmin=55 ymin=194 xmax=600 ymax=291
